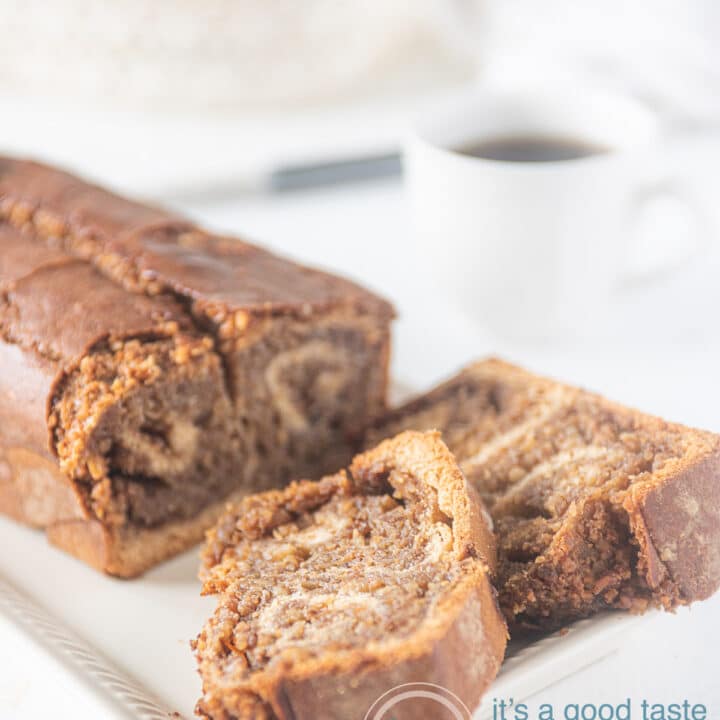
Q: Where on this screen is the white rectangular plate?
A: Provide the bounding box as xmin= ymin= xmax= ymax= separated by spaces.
xmin=0 ymin=378 xmax=652 ymax=718
xmin=0 ymin=515 xmax=652 ymax=719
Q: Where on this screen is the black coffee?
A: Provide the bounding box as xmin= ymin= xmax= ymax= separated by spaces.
xmin=455 ymin=135 xmax=608 ymax=162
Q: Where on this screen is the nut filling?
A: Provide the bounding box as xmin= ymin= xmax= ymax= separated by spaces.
xmin=194 ymin=432 xmax=507 ymax=720
xmin=50 ymin=334 xmax=240 ymax=527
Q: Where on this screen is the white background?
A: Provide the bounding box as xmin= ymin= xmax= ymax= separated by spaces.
xmin=1 ymin=0 xmax=719 ymax=716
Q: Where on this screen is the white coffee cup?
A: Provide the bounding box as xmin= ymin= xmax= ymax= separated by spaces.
xmin=405 ymin=88 xmax=711 ymax=342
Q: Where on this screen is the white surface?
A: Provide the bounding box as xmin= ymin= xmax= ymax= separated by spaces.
xmin=475 ymin=612 xmax=652 ymax=719
xmin=0 ymin=1 xmax=477 ymax=110
xmin=0 ymin=83 xmax=479 ymax=197
xmin=2 ymin=176 xmax=720 ymax=718
xmin=482 ymin=0 xmax=720 ymax=129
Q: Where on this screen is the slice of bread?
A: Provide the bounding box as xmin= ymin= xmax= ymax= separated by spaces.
xmin=194 ymin=431 xmax=507 ymax=720
xmin=368 ymin=359 xmax=720 ymax=630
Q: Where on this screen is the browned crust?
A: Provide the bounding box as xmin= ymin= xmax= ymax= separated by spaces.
xmin=197 ymin=431 xmax=507 ymax=720
xmin=0 ymin=156 xmax=395 ymax=320
xmin=625 ymin=448 xmax=720 ymax=602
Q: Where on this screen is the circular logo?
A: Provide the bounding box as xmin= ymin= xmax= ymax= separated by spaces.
xmin=364 ymin=682 xmax=472 ymax=720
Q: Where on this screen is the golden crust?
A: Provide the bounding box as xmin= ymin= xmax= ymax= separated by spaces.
xmin=45 ymin=486 xmax=256 ymax=578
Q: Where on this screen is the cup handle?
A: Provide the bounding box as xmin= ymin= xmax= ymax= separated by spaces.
xmin=619 ymin=169 xmax=713 ymax=290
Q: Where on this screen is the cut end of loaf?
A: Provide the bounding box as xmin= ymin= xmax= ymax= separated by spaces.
xmin=49 ymin=332 xmax=243 ymax=529
xmin=195 ymin=431 xmax=506 ymax=720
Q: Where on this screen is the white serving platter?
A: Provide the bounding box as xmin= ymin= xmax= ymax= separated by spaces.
xmin=0 ymin=511 xmax=651 ymax=720
xmin=0 ymin=381 xmax=653 ymax=719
